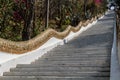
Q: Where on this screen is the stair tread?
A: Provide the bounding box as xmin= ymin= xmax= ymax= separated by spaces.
xmin=0 ymin=76 xmax=110 ymax=80
xmin=10 ymin=68 xmax=110 ymax=72
xmin=3 ymin=71 xmax=110 ymax=76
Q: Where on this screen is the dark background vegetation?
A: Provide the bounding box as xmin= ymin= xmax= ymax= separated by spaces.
xmin=116 ymin=0 xmax=120 ymax=39
xmin=0 ymin=0 xmax=107 ymax=41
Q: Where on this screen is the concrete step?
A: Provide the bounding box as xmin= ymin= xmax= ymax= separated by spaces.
xmin=31 ymin=63 xmax=110 ymax=66
xmin=38 ymin=56 xmax=110 ymax=60
xmin=49 ymin=49 xmax=110 ymax=54
xmin=43 ymin=55 xmax=111 ymax=58
xmin=10 ymin=67 xmax=110 ymax=72
xmin=35 ymin=58 xmax=110 ymax=62
xmin=46 ymin=53 xmax=111 ymax=57
xmin=31 ymin=60 xmax=110 ymax=65
xmin=51 ymin=50 xmax=111 ymax=54
xmin=0 ymin=76 xmax=110 ymax=80
xmin=3 ymin=72 xmax=110 ymax=77
xmin=54 ymin=46 xmax=111 ymax=50
xmin=48 ymin=50 xmax=110 ymax=55
xmin=22 ymin=60 xmax=110 ymax=66
xmin=42 ymin=57 xmax=110 ymax=61
xmin=16 ymin=64 xmax=110 ymax=68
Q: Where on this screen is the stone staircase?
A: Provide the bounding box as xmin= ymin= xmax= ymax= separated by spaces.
xmin=0 ymin=46 xmax=111 ymax=80
xmin=0 ymin=11 xmax=114 ymax=80
xmin=0 ymin=47 xmax=111 ymax=80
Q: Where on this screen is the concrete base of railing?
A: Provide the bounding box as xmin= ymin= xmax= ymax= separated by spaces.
xmin=118 ymin=42 xmax=120 ymax=65
xmin=110 ymin=11 xmax=120 ymax=80
xmin=0 ymin=15 xmax=104 ymax=76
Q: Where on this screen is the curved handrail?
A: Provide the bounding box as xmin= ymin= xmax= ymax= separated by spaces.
xmin=0 ymin=15 xmax=99 ymax=54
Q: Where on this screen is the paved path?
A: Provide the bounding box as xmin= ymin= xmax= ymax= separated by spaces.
xmin=0 ymin=11 xmax=114 ymax=80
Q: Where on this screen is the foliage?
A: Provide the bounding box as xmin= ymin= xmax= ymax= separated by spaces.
xmin=116 ymin=0 xmax=120 ymax=9
xmin=0 ymin=0 xmax=108 ymax=41
xmin=0 ymin=0 xmax=23 ymax=41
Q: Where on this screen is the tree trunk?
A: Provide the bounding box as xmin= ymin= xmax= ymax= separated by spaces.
xmin=22 ymin=0 xmax=35 ymax=41
xmin=45 ymin=0 xmax=49 ymax=28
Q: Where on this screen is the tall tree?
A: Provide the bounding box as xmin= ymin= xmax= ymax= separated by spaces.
xmin=21 ymin=0 xmax=35 ymax=40
xmin=13 ymin=0 xmax=35 ymax=40
xmin=116 ymin=0 xmax=120 ymax=9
